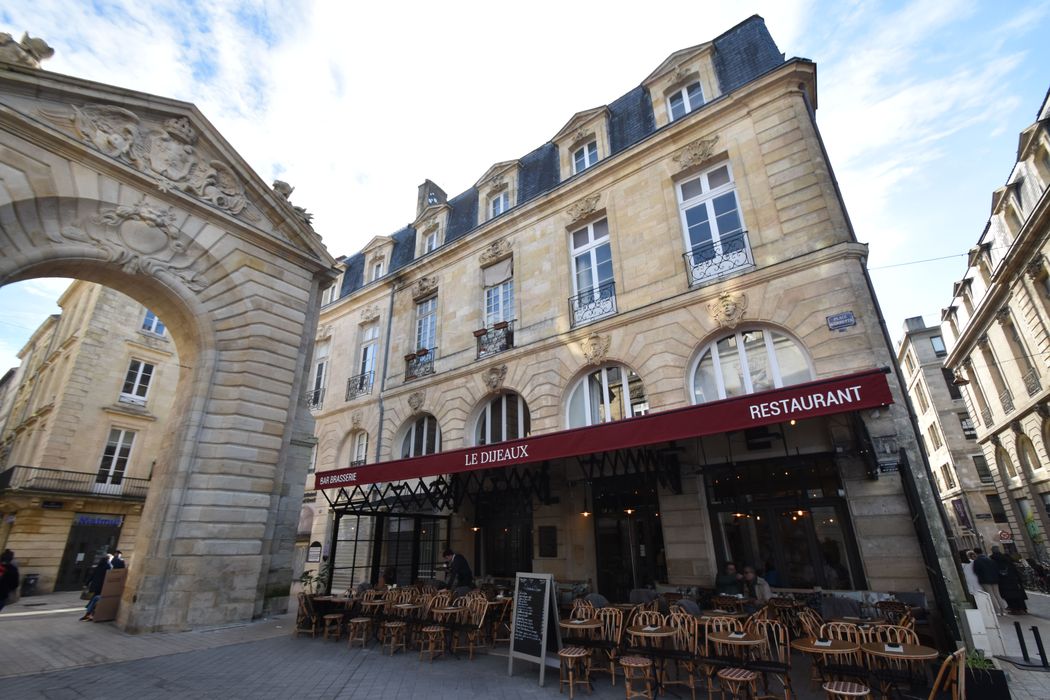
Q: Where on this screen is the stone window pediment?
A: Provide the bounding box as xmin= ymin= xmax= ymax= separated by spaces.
xmin=553 ymin=107 xmax=610 ymax=180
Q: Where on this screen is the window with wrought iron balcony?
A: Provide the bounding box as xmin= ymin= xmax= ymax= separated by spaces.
xmin=346 ymin=370 xmax=374 ymax=400
xmin=682 ymin=230 xmax=754 ymax=287
xmin=474 ymin=319 xmax=515 ymax=358
xmin=305 ymin=387 xmax=325 ymax=410
xmin=404 ymin=347 xmax=437 ymax=381
xmin=569 ymin=281 xmax=617 ymax=327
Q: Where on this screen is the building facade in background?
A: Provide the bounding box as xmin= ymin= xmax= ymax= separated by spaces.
xmin=304 ymin=16 xmax=963 ymax=622
xmin=941 ymin=87 xmax=1050 ymax=560
xmin=899 ymin=316 xmax=998 ymax=550
xmin=0 ymin=281 xmax=178 ymax=592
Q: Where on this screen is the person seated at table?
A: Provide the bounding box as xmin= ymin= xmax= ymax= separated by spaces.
xmin=376 ymin=566 xmax=397 ymax=590
xmin=714 ymin=561 xmax=743 ymax=595
xmin=741 ymin=566 xmax=772 ymax=610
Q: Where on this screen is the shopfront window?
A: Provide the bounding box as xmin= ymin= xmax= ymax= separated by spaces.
xmin=692 ymin=328 xmax=812 ymax=403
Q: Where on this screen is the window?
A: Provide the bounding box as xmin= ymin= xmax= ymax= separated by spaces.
xmin=914 ymin=380 xmax=930 ymax=414
xmin=573 ymin=141 xmax=598 ymax=174
xmin=141 ymin=310 xmax=165 ymax=336
xmin=415 ymin=297 xmax=437 ymax=351
xmin=120 ymin=359 xmax=154 ymax=404
xmin=903 ymin=351 xmax=916 ymax=376
xmin=359 ymin=323 xmax=378 ymax=377
xmin=320 ymin=284 xmax=337 ymax=305
xmin=309 ymin=359 xmax=326 ymax=408
xmin=570 ymin=218 xmax=615 ymax=324
xmin=959 ymin=413 xmax=976 ymax=440
xmin=484 ymin=280 xmax=514 ymax=327
xmin=941 ymin=464 xmax=956 ymax=490
xmin=567 ymin=364 xmax=648 ymax=428
xmin=401 ymin=414 xmax=440 ymax=458
xmin=692 ymin=328 xmax=812 ymax=403
xmin=371 ymin=260 xmax=384 ymax=281
xmin=423 ymin=230 xmax=439 ymax=253
xmin=352 ymin=432 xmax=368 ymax=466
xmin=475 ymin=393 xmax=531 ymax=445
xmin=927 ymin=423 xmax=943 ymax=450
xmin=930 ymin=335 xmax=946 ymax=356
xmin=973 ymin=455 xmax=993 ymax=483
xmin=490 ymin=191 xmax=510 ymax=218
xmin=942 ymin=367 xmax=962 ymax=400
xmin=986 ymin=494 xmax=1009 ymax=523
xmin=668 ymin=81 xmax=704 ymax=121
xmin=96 ymin=428 xmax=134 ymax=487
xmin=678 ymin=162 xmax=749 ymax=284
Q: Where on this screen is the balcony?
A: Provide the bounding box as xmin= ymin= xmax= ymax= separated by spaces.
xmin=569 ymin=281 xmax=617 ymax=327
xmin=346 ymin=371 xmax=374 ymax=401
xmin=475 ymin=320 xmax=515 ymax=359
xmin=0 ymin=465 xmax=150 ymax=500
xmin=305 ymin=387 xmax=325 ymax=410
xmin=999 ymin=388 xmax=1015 ymax=414
xmin=1024 ymin=368 xmax=1042 ymax=397
xmin=350 ymin=459 xmax=366 ymax=467
xmin=682 ymin=230 xmax=755 ymax=287
xmin=405 ymin=347 xmax=437 ymax=381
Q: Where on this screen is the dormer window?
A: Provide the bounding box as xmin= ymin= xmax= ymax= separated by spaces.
xmin=490 ymin=191 xmax=510 ymax=219
xmin=423 ymin=229 xmax=439 ymax=253
xmin=668 ymin=81 xmax=704 ymax=121
xmin=371 ymin=260 xmax=384 ymax=281
xmin=573 ymin=141 xmax=599 ymax=174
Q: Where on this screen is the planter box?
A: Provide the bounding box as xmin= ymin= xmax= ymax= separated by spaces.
xmin=473 ymin=328 xmax=488 ymax=337
xmin=965 ymin=667 xmax=1010 ymax=699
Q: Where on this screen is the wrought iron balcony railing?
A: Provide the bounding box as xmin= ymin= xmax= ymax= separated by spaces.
xmin=349 ymin=459 xmax=366 ymax=467
xmin=569 ymin=281 xmax=617 ymax=327
xmin=475 ymin=320 xmax=515 ymax=358
xmin=305 ymin=387 xmax=325 ymax=410
xmin=405 ymin=347 xmax=437 ymax=381
xmin=980 ymin=407 xmax=993 ymax=427
xmin=0 ymin=465 xmax=150 ymax=500
xmin=682 ymin=230 xmax=755 ymax=286
xmin=1024 ymin=368 xmax=1042 ymax=397
xmin=345 ymin=371 xmax=374 ymax=401
xmin=999 ymin=388 xmax=1015 ymax=414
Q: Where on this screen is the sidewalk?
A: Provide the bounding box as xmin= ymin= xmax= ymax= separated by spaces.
xmin=989 ymin=591 xmax=1050 ymax=700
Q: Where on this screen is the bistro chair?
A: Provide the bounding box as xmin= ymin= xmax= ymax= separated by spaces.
xmin=322 ymin=610 xmax=344 ymax=642
xmin=716 ymin=667 xmax=760 ymax=699
xmin=463 ymin=597 xmax=491 ymax=660
xmin=621 ymin=655 xmax=655 ymax=700
xmin=347 ymin=613 xmax=372 ymax=648
xmin=633 ymin=610 xmax=666 ymax=628
xmin=768 ymin=597 xmax=805 ymax=638
xmin=558 ymin=645 xmax=593 ymax=699
xmin=822 ymin=681 xmax=873 ymax=699
xmin=572 ymin=597 xmax=596 ymax=619
xmin=798 ymin=607 xmax=825 ymax=639
xmin=664 ymin=611 xmax=701 ymax=700
xmin=898 ymin=648 xmax=964 ymax=700
xmin=712 ymin=595 xmax=744 ymax=612
xmin=492 ymin=597 xmax=513 ymax=645
xmin=874 ymin=600 xmax=909 ymax=625
xmin=699 ymin=616 xmax=743 ymax=700
xmin=294 ymin=592 xmax=321 ymax=638
xmin=590 ymin=606 xmax=624 ymax=686
xmin=817 ymin=623 xmax=868 ymax=686
xmin=745 ymin=618 xmax=792 ymax=700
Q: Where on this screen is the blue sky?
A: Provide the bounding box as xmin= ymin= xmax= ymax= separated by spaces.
xmin=1 ymin=0 xmax=1049 ymax=370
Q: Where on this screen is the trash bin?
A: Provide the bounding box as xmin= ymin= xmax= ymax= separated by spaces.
xmin=20 ymin=573 xmax=39 ymax=597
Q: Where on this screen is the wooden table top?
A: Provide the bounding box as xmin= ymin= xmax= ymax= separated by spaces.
xmin=701 ymin=610 xmax=750 ymax=619
xmin=860 ymin=642 xmax=939 ymax=661
xmin=708 ymin=630 xmax=763 ymax=646
xmin=393 ymin=603 xmax=421 ymax=609
xmin=627 ymin=625 xmax=675 ymax=638
xmin=831 ymin=617 xmax=891 ymax=626
xmin=561 ymin=618 xmax=602 ymax=629
xmin=790 ymin=636 xmax=860 ymax=654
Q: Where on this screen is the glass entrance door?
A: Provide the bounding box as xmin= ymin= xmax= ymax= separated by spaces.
xmin=593 ymin=476 xmax=667 ymax=602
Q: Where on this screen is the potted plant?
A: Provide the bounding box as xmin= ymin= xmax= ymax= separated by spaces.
xmin=473 ymin=328 xmax=488 ymax=338
xmin=416 ymin=348 xmax=429 ymax=357
xmin=493 ymin=320 xmax=509 ymax=330
xmin=404 ymin=352 xmax=417 ymax=362
xmin=964 ymin=649 xmax=1010 ymax=699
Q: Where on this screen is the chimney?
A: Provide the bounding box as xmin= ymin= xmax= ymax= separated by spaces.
xmin=416 ymin=180 xmax=447 ymax=218
xmin=903 ymin=316 xmax=927 ymax=333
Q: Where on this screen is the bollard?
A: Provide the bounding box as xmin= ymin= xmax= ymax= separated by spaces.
xmin=1031 ymin=626 xmax=1050 ymax=669
xmin=1016 ymin=621 xmax=1031 ymax=662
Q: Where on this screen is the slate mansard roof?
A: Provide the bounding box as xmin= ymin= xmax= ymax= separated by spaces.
xmin=335 ymin=15 xmax=785 ymax=299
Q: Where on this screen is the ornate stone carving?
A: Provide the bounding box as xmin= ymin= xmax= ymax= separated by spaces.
xmin=1010 ymin=420 xmax=1024 ymax=434
xmin=487 ymin=175 xmax=508 ymax=193
xmin=408 ymin=391 xmax=425 ymax=412
xmin=360 ymin=305 xmax=380 ymax=323
xmin=316 ymin=324 xmax=333 ymax=340
xmin=46 ymin=197 xmax=209 ymax=291
xmin=421 ymin=218 xmax=438 ymax=234
xmin=673 ymin=135 xmax=720 ymax=170
xmin=581 ymin=333 xmax=611 ymax=365
xmin=566 ymin=193 xmax=601 ymax=223
xmin=479 ymin=238 xmax=512 ymax=266
xmin=976 ymin=335 xmax=991 ymax=349
xmin=571 ymin=128 xmax=593 ymax=147
xmin=413 ymin=276 xmax=438 ymax=299
xmin=995 ymin=307 xmax=1012 ymax=326
xmin=1027 ymin=259 xmax=1046 ymax=280
xmin=273 ymin=180 xmax=313 ymax=226
xmin=483 ymin=364 xmax=508 ymax=391
xmin=0 ymin=32 xmax=53 ymax=68
xmin=351 ymin=412 xmax=362 ymax=430
xmin=708 ymin=290 xmax=749 ymax=329
xmin=40 ymin=103 xmax=259 ymax=222
xmin=670 ymin=63 xmax=690 ymax=83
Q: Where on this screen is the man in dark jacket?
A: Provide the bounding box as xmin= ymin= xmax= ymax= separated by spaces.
xmin=80 ymin=553 xmax=112 ymax=621
xmin=972 ymin=548 xmax=1005 ymax=615
xmin=442 ymin=547 xmax=473 ymax=590
xmin=111 ymin=551 xmax=126 ymax=569
xmin=0 ymin=549 xmax=19 ymax=612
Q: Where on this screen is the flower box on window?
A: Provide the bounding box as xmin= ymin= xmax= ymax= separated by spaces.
xmin=473 ymin=328 xmax=488 ymax=338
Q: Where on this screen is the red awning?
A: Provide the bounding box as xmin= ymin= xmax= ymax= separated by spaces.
xmin=315 ymin=367 xmax=894 ymax=490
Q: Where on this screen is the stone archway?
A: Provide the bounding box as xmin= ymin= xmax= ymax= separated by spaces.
xmin=0 ymin=55 xmax=335 ymax=631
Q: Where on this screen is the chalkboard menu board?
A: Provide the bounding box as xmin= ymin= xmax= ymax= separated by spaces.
xmin=507 ymin=572 xmax=561 ymax=685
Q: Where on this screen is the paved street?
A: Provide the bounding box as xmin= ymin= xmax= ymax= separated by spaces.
xmin=4 ymin=590 xmax=1050 ymax=698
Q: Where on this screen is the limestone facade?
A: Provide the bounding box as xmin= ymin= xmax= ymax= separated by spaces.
xmin=306 ymin=17 xmax=964 ymax=619
xmin=0 ymin=281 xmax=180 ymax=592
xmin=898 ymin=317 xmax=998 ymax=550
xmin=941 ymin=86 xmax=1050 ymax=560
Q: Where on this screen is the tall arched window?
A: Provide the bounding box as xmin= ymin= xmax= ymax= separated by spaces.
xmin=691 ymin=327 xmax=812 ymax=403
xmin=400 ymin=414 xmax=440 ymax=458
xmin=567 ymin=364 xmax=648 ymax=428
xmin=474 ymin=392 xmax=531 ymax=446
xmin=1018 ymin=435 xmax=1042 ymax=473
xmin=997 ymin=446 xmax=1018 ymax=478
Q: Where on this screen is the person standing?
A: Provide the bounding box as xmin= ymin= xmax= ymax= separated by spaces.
xmin=972 ymin=548 xmax=1006 ymax=615
xmin=442 ymin=547 xmax=473 ymax=591
xmin=992 ymin=549 xmax=1028 ymax=614
xmin=961 ymin=550 xmax=980 ymax=595
xmin=111 ymin=550 xmax=126 ymax=569
xmin=80 ymin=553 xmax=112 ymax=621
xmin=0 ymin=549 xmax=19 ymax=612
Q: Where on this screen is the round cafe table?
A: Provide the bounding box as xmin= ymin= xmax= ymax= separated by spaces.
xmin=831 ymin=616 xmax=891 ymax=626
xmin=790 ymin=637 xmax=859 ymax=655
xmin=860 ymin=642 xmax=938 ymax=697
xmin=626 ymin=626 xmax=676 ymax=694
xmin=700 ymin=609 xmax=750 ymax=620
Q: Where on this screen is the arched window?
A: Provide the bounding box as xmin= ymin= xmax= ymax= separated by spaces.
xmin=474 ymin=392 xmax=531 ymax=446
xmin=401 ymin=414 xmax=440 ymax=458
xmin=567 ymin=364 xmax=648 ymax=428
xmin=691 ymin=327 xmax=812 ymax=403
xmin=1018 ymin=435 xmax=1042 ymax=473
xmin=997 ymin=447 xmax=1017 ymax=478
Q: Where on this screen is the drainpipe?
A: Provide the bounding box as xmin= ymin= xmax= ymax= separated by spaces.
xmin=799 ymin=89 xmax=970 ymax=644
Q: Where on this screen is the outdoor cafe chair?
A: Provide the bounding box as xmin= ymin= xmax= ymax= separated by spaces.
xmin=294 ymin=592 xmax=321 ymax=639
xmin=662 ymin=611 xmax=700 ymax=700
xmin=589 ymin=606 xmax=624 ymax=686
xmin=874 ymin=600 xmax=909 ymax=625
xmin=798 ymin=607 xmax=825 ymax=639
xmin=745 ymin=618 xmax=793 ymax=700
xmin=817 ymin=622 xmax=869 ymax=686
xmin=698 ymin=616 xmax=743 ymax=699
xmin=898 ymin=648 xmax=964 ymax=700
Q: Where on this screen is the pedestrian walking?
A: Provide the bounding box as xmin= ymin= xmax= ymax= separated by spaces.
xmin=993 ymin=548 xmax=1028 ymax=614
xmin=961 ymin=550 xmax=980 ymax=595
xmin=80 ymin=552 xmax=113 ymax=621
xmin=111 ymin=550 xmax=126 ymax=569
xmin=972 ymin=547 xmax=1006 ymax=615
xmin=0 ymin=549 xmax=19 ymax=612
